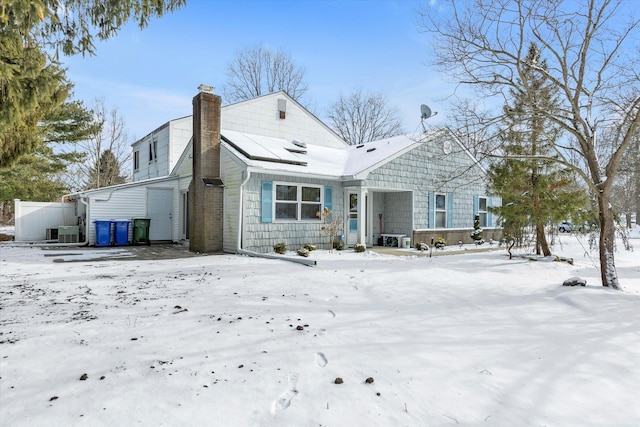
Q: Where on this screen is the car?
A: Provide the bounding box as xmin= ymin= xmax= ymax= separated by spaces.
xmin=558 ymin=222 xmax=572 ymax=233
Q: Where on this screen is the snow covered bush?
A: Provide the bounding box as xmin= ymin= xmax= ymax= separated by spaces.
xmin=297 ymin=247 xmax=310 ymax=257
xmin=415 ymin=241 xmax=429 ymax=251
xmin=434 ymin=237 xmax=446 ymax=249
xmin=333 ymin=240 xmax=344 ymax=250
xmin=471 ymin=214 xmax=484 ymax=245
xmin=303 ymin=243 xmax=317 ymax=251
xmin=354 ymin=243 xmax=366 ymax=252
xmin=273 ymin=242 xmax=286 ymax=254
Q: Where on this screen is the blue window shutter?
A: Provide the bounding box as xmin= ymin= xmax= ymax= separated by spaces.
xmin=324 ymin=186 xmax=333 ymax=211
xmin=447 ymin=193 xmax=454 ymax=228
xmin=261 ymin=181 xmax=273 ymax=223
xmin=487 ymin=197 xmax=493 ymax=227
xmin=428 ymin=191 xmax=435 ymax=229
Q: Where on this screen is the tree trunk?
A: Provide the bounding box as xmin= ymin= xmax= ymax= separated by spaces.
xmin=535 ymin=222 xmax=551 ymax=256
xmin=531 ymin=162 xmax=551 ymax=256
xmin=598 ymin=190 xmax=621 ymax=290
xmin=635 ymin=159 xmax=640 ymax=226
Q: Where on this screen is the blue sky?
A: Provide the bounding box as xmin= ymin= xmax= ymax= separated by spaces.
xmin=62 ymin=0 xmax=452 ymax=141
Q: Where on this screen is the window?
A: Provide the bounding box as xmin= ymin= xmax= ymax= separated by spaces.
xmin=149 ymin=139 xmax=157 ymax=162
xmin=478 ymin=196 xmax=488 ymax=227
xmin=273 ymin=183 xmax=322 ymax=221
xmin=435 ymin=193 xmax=447 ymax=228
xmin=133 ymin=151 xmax=140 ymax=171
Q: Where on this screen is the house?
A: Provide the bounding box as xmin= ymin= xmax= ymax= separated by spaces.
xmin=14 ymin=88 xmax=501 ymax=252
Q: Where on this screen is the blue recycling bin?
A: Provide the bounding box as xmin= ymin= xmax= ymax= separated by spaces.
xmin=95 ymin=220 xmax=113 ymax=247
xmin=113 ymin=220 xmax=131 ymax=246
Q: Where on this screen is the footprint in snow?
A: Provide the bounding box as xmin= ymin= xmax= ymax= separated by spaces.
xmin=270 ymin=373 xmax=299 ymax=415
xmin=327 ymin=310 xmax=336 ymax=317
xmin=315 ymin=352 xmax=328 ymax=368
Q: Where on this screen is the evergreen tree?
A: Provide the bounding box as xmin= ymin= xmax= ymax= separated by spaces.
xmin=86 ymin=149 xmax=127 ymax=189
xmin=0 ymin=100 xmax=96 ymax=215
xmin=490 ymin=43 xmax=587 ymax=256
xmin=0 ymin=30 xmax=69 ymax=167
xmin=0 ymin=146 xmax=72 ymax=205
xmin=1 ymin=0 xmax=185 ymax=166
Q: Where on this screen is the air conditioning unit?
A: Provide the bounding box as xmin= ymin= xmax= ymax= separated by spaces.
xmin=58 ymin=226 xmax=79 ymax=243
xmin=46 ymin=228 xmax=58 ymax=240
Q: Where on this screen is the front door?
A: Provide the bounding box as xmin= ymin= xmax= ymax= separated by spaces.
xmin=147 ymin=188 xmax=172 ymax=241
xmin=347 ymin=192 xmax=358 ymax=245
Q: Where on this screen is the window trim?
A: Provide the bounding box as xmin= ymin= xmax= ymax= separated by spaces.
xmin=149 ymin=138 xmax=157 ymax=162
xmin=133 ymin=150 xmax=140 ymax=171
xmin=435 ymin=192 xmax=447 ymax=228
xmin=478 ymin=196 xmax=488 ymax=228
xmin=273 ymin=182 xmax=324 ymax=222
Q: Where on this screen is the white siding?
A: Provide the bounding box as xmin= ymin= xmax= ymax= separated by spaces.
xmin=168 ymin=116 xmax=193 ymax=171
xmin=221 ymin=93 xmax=346 ymax=148
xmin=14 ymin=200 xmax=76 ymax=241
xmin=131 ymin=125 xmax=169 ymax=181
xmin=86 ymin=180 xmax=180 ymax=245
xmin=221 ymin=147 xmax=246 ymax=253
xmin=172 ymin=140 xmax=193 ymax=178
xmin=131 ymin=117 xmax=192 ymax=182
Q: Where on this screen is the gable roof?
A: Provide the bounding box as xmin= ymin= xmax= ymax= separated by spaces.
xmin=221 ymin=130 xmax=426 ymax=180
xmin=222 ymin=91 xmax=346 ymax=147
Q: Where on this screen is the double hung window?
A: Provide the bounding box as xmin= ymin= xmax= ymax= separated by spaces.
xmin=478 ymin=196 xmax=488 ymax=227
xmin=435 ymin=193 xmax=447 ymax=228
xmin=275 ymin=184 xmax=322 ymax=221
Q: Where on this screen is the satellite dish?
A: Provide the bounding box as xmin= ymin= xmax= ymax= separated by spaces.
xmin=420 ymin=104 xmax=438 ymax=132
xmin=420 ymin=104 xmax=432 ymax=120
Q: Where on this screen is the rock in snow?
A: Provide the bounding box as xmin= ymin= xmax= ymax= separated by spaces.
xmin=563 ymin=277 xmax=587 ymax=287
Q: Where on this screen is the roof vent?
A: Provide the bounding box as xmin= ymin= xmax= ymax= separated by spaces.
xmin=292 ymin=139 xmax=307 ymax=148
xmin=367 ymin=148 xmax=376 ymax=153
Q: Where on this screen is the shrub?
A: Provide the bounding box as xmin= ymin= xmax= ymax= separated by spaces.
xmin=354 ymin=243 xmax=366 ymax=253
xmin=297 ymin=247 xmax=310 ymax=257
xmin=415 ymin=241 xmax=429 ymax=251
xmin=471 ymin=214 xmax=484 ymax=245
xmin=303 ymin=243 xmax=317 ymax=251
xmin=434 ymin=237 xmax=446 ymax=249
xmin=333 ymin=240 xmax=344 ymax=250
xmin=273 ymin=242 xmax=286 ymax=254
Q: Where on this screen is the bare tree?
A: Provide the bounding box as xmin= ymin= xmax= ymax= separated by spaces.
xmin=610 ymin=125 xmax=640 ymax=227
xmin=63 ymin=98 xmax=131 ymax=191
xmin=446 ymin=97 xmax=498 ymax=163
xmin=223 ymin=46 xmax=308 ymax=103
xmin=419 ymin=0 xmax=640 ymax=290
xmin=327 ymin=89 xmax=404 ymax=145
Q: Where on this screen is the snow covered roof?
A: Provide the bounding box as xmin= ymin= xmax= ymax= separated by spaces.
xmin=221 ymin=129 xmax=427 ymax=180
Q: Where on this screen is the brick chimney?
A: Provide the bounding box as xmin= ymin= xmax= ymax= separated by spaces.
xmin=189 ymin=85 xmax=224 ymax=253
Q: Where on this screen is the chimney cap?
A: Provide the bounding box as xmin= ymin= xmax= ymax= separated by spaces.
xmin=198 ymin=84 xmax=215 ymax=94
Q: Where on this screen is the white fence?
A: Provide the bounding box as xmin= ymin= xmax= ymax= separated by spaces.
xmin=14 ymin=199 xmax=76 ymax=242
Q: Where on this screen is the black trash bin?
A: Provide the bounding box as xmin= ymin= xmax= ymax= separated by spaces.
xmin=132 ymin=218 xmax=151 ymax=245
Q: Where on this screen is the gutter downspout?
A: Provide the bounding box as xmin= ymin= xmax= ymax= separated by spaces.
xmin=236 ymin=169 xmax=251 ymax=253
xmin=235 ymin=169 xmax=315 ymax=267
xmin=237 ymin=248 xmax=316 ymax=267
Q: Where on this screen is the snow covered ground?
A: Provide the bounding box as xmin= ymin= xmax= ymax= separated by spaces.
xmin=1 ymin=229 xmax=639 ymax=426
